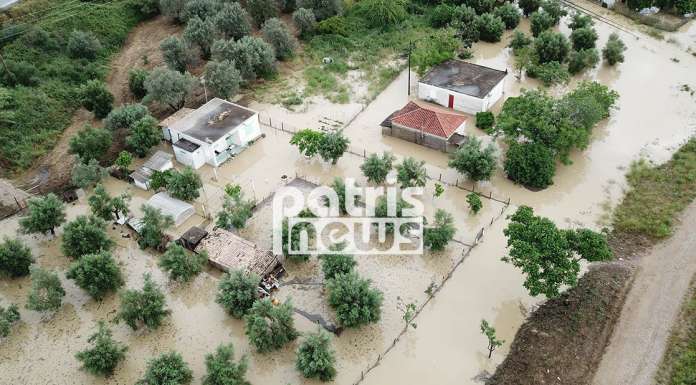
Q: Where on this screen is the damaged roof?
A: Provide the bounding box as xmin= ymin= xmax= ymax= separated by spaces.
xmin=420 ymin=60 xmax=507 ymax=98
xmin=168 ymin=98 xmax=256 ymax=144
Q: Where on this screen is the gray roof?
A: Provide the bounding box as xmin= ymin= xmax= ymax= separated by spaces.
xmin=143 ymin=151 xmax=173 ymax=171
xmin=169 ymin=98 xmax=256 ymax=144
xmin=420 ymin=60 xmax=507 ymax=98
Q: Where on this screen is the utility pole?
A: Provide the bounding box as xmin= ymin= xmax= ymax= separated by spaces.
xmin=407 ymin=41 xmax=413 ymax=96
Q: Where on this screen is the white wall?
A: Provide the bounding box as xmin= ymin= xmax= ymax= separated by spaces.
xmin=417 ymin=81 xmax=505 ymax=115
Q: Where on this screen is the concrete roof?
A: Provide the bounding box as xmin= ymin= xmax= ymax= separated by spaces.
xmin=420 ymin=60 xmax=507 ymax=98
xmin=168 ymin=98 xmax=256 ymax=144
xmin=160 ymin=108 xmax=195 ymax=128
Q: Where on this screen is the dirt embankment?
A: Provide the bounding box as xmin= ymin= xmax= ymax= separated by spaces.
xmin=486 ymin=262 xmax=634 ymax=385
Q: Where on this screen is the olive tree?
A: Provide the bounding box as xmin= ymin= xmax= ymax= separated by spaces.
xmin=476 ymin=13 xmax=505 ymax=43
xmin=567 ymin=48 xmax=599 ymax=74
xmin=293 ymin=8 xmax=317 ymax=39
xmin=72 ymin=158 xmax=107 ymax=189
xmin=504 ymin=142 xmax=556 ymax=189
xmin=570 ymin=26 xmax=598 ymax=51
xmin=117 ymin=273 xmax=170 ymax=330
xmin=297 ymin=0 xmax=342 ymax=20
xmin=0 ymin=238 xmax=34 ymax=278
xmin=67 ymin=30 xmax=102 ymax=59
xmin=530 ymin=10 xmax=554 ymax=37
xmin=396 ymin=157 xmax=427 ymax=188
xmin=216 ymin=270 xmax=260 ymax=318
xmin=327 ymin=272 xmax=383 ymax=328
xmin=318 ymin=130 xmax=349 ymax=164
xmin=26 ymin=267 xmax=65 ymax=312
xmin=138 ymin=205 xmax=174 ymax=250
xmin=247 ymin=0 xmax=278 ymax=27
xmin=166 ymin=167 xmax=202 ymax=201
xmin=126 ymin=116 xmax=161 ymax=157
xmin=76 ymin=321 xmax=127 ymax=376
xmin=518 ymin=0 xmax=541 ymax=15
xmin=244 ymin=298 xmax=298 ymax=353
xmin=568 ymin=12 xmax=593 ymax=30
xmin=534 ymin=30 xmax=570 ymax=64
xmin=321 ymin=249 xmax=356 ymax=280
xmin=602 ymin=32 xmax=626 ymax=65
xmin=296 ymin=330 xmax=337 ymax=381
xmin=69 ymin=125 xmax=112 ymax=163
xmin=139 ymin=352 xmax=192 ymax=385
xmin=61 ymin=215 xmax=114 ymax=259
xmin=161 ymin=36 xmax=191 ymax=73
xmin=493 ymin=3 xmax=521 ymax=29
xmin=181 ymin=0 xmax=219 ymax=21
xmin=205 ymin=60 xmax=241 ymax=100
xmin=88 ymin=184 xmax=131 ymax=221
xmin=216 ymin=185 xmax=255 ymax=230
xmin=262 ymin=18 xmax=296 ymax=60
xmin=158 ymin=244 xmax=207 ymax=282
xmin=214 ymin=2 xmax=251 ymax=40
xmin=361 ymin=152 xmax=395 ymax=184
xmin=466 ymin=192 xmax=483 ymax=214
xmin=160 ymin=0 xmax=187 ymax=21
xmin=144 ymin=67 xmax=196 ymax=110
xmin=114 ymin=151 xmax=134 ymax=173
xmin=424 ymin=209 xmax=456 ymax=251
xmin=104 ymin=103 xmax=150 ymax=131
xmin=80 ymin=80 xmax=114 ymax=119
xmin=211 ymin=36 xmax=276 ymax=81
xmin=129 ymin=68 xmax=149 ymax=99
xmin=184 ymin=16 xmax=216 ymax=59
xmin=203 ymin=344 xmax=250 ymax=385
xmin=448 ymin=137 xmax=497 ymax=182
xmin=67 ymin=251 xmax=124 ymax=299
xmin=19 ymin=194 xmax=66 ymax=236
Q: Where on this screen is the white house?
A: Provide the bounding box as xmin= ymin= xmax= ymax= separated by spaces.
xmin=160 ymin=98 xmax=262 ymax=169
xmin=418 ymin=60 xmax=507 ymax=115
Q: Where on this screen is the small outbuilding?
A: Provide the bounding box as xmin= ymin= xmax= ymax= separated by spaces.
xmin=146 ymin=192 xmax=195 ymax=227
xmin=178 ymin=226 xmax=208 ymax=251
xmin=161 ymin=98 xmax=262 ymax=169
xmin=196 ymin=228 xmax=281 ymax=277
xmin=418 ymin=60 xmax=507 ymax=114
xmin=129 ymin=151 xmax=174 ymax=190
xmin=381 ymin=101 xmax=468 ymax=152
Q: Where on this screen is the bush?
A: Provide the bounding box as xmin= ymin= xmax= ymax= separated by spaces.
xmin=262 ymin=18 xmax=297 ymax=60
xmin=396 ymin=157 xmax=427 ymax=188
xmin=104 ymin=103 xmax=150 ymax=131
xmin=448 ymin=137 xmax=497 ymax=182
xmin=494 ymin=3 xmax=521 ymax=29
xmin=475 ymin=111 xmax=495 ymax=130
xmin=215 ymin=2 xmax=252 ymax=40
xmin=293 ymin=8 xmax=317 ymax=38
xmin=114 ymin=151 xmax=134 ymax=173
xmin=0 ymin=60 xmax=39 ymax=87
xmin=566 ymin=228 xmax=613 ymax=261
xmin=509 ymin=31 xmax=532 ymax=51
xmin=476 ymin=13 xmax=505 ymax=43
xmin=424 ymin=209 xmax=456 ymax=251
xmin=411 ymin=29 xmax=460 ymax=75
xmin=69 ymin=125 xmax=112 ymax=163
xmin=158 ymin=244 xmax=207 ymax=282
xmin=181 ymin=0 xmax=219 ymax=22
xmin=75 ymin=321 xmax=127 ymax=376
xmin=530 ymin=10 xmax=554 ymax=37
xmin=211 ymin=37 xmax=276 ymax=81
xmin=534 ymin=30 xmax=570 ymax=64
xmin=0 ymin=304 xmax=20 ymax=337
xmin=144 ymin=67 xmax=196 ymax=110
xmin=67 ymin=251 xmax=124 ymax=299
xmin=567 ymin=48 xmax=599 ymax=74
xmin=296 ymin=330 xmax=337 ymax=381
xmin=297 ymin=0 xmax=342 ymax=20
xmin=568 ymin=12 xmax=593 ymax=30
xmin=160 ymin=36 xmax=190 ymax=72
xmin=67 ymin=30 xmax=102 ymax=59
xmin=245 ymin=298 xmax=298 ymax=352
xmin=316 ymin=15 xmax=352 ymax=36
xmin=247 ymin=0 xmax=278 ymax=26
xmin=138 ymin=205 xmax=174 ymax=250
xmin=570 ymin=27 xmax=598 ymax=51
xmin=184 ymin=16 xmax=216 ymax=59
xmin=80 ymin=80 xmax=114 ymax=119
xmin=216 ymin=270 xmax=259 ymax=318
xmin=26 ymin=267 xmax=65 ymax=312
xmin=504 ymin=142 xmax=556 ymax=189
xmin=61 ymin=215 xmax=113 ymax=259
xmin=361 ymin=151 xmax=395 ymax=184
xmin=354 ymin=0 xmax=408 ymax=28
xmin=19 ymin=194 xmax=66 ymax=236
xmin=0 ymin=238 xmax=34 ymax=278
xmin=128 ymin=68 xmax=149 ymax=99
xmin=518 ymin=0 xmax=541 ymax=15
xmin=318 ymin=129 xmax=350 ymax=164
xmin=139 ymin=352 xmax=193 ymax=385
xmin=467 ymin=192 xmax=483 ymax=214
xmin=541 ymin=0 xmax=566 ymax=24
xmin=72 ymin=158 xmax=108 ymax=189
xmin=603 ymin=32 xmax=626 ymax=65
xmin=527 ymin=61 xmax=570 ymax=86
xmin=203 ymin=344 xmax=250 ymax=385
xmin=126 ymin=116 xmax=161 ymax=157
xmin=326 ymin=272 xmax=383 ymax=328
xmin=430 ymin=4 xmax=458 ymax=27
xmin=117 ymin=273 xmax=170 ymax=330
xmin=321 ymin=251 xmax=356 ymax=280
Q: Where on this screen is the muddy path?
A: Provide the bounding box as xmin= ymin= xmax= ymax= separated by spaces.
xmin=592 ymin=203 xmax=696 ymax=385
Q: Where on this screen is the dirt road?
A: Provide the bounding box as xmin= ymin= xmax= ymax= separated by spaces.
xmin=592 ymin=203 xmax=696 ymax=385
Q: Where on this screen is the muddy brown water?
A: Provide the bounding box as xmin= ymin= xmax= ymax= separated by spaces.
xmin=2 ymin=2 xmax=696 ymax=384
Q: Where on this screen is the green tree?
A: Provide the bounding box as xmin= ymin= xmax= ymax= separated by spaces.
xmin=89 ymin=184 xmax=116 ymax=221
xmin=203 ymin=344 xmax=250 ymax=385
xmin=26 ymin=267 xmax=65 ymax=312
xmin=321 ymin=248 xmax=356 ymax=280
xmin=211 ymin=36 xmax=277 ymax=81
xmin=480 ymin=319 xmax=504 ymax=358
xmin=293 ymin=8 xmax=317 ymax=38
xmin=67 ymin=30 xmax=102 ymax=59
xmin=117 ymin=273 xmax=170 ymax=330
xmin=244 ymin=298 xmax=298 ymax=353
xmin=67 ymin=251 xmax=124 ymax=299
xmin=139 ymin=352 xmax=192 ymax=385
xmin=602 ymin=32 xmax=626 ymax=65
xmin=76 ymin=321 xmax=127 ymax=376
xmin=526 ymin=61 xmax=570 ymax=86
xmin=374 ymin=196 xmax=414 ymax=234
xmin=184 ymin=16 xmax=216 ymax=59
xmin=61 ymin=215 xmax=113 ymax=259
xmin=530 ymin=10 xmax=555 ymax=37
xmin=158 ymin=244 xmax=207 ymax=282
xmin=396 ymin=157 xmax=427 ymax=188
xmin=247 ymin=0 xmax=278 ymax=26
xmin=423 ymin=209 xmax=456 ymax=251
xmin=104 ymin=104 xmax=150 ymax=131
xmin=216 ymin=185 xmax=255 ymax=230
xmin=129 ymin=68 xmax=149 ymax=99
xmin=80 ymin=80 xmax=114 ymax=119
xmin=361 ymin=152 xmax=395 ymax=184
xmin=476 ymin=13 xmax=505 ymax=43
xmin=160 ymin=36 xmax=190 ymax=72
xmin=541 ymin=0 xmax=566 ymax=23
xmin=205 ymin=60 xmax=242 ymax=100
xmin=568 ymin=12 xmax=593 ymax=30
xmin=160 ymin=0 xmax=187 ymax=21
xmin=318 ymin=130 xmax=349 ymax=165
xmin=262 ymin=18 xmax=296 ymax=60
xmin=466 ymin=192 xmax=483 ymax=214
xmin=296 ymin=0 xmax=342 ymax=20
xmin=215 ymin=2 xmax=251 ymax=40
xmin=504 ymin=142 xmax=556 ymax=189
xmin=216 ymin=270 xmax=260 ymax=318
xmin=0 ymin=304 xmax=20 ymax=337
xmin=327 ymin=177 xmax=359 ymax=215
xmin=281 ymin=211 xmax=316 ymax=263
xmin=19 ymin=193 xmax=66 ymax=236
xmin=354 ymin=0 xmax=408 ymax=27
xmin=509 ymin=31 xmax=532 ymax=51
xmin=126 ymin=116 xmax=161 ymax=157
xmin=181 ymin=0 xmax=219 ymax=21
xmin=448 ymin=137 xmax=497 ymax=182
xmin=566 ymin=228 xmax=613 ymax=262
xmin=327 ymin=272 xmax=383 ymax=328
xmin=72 ymin=158 xmax=107 ymax=189
xmin=0 ymin=238 xmax=34 ymax=278
xmin=144 ymin=67 xmax=196 ymax=110
xmin=166 ymin=167 xmax=202 ymax=201
xmin=475 ymin=111 xmax=495 ymax=131
xmin=114 ymin=151 xmax=133 ymax=173
xmin=518 ymin=0 xmax=541 ymax=16
xmin=493 ymin=3 xmax=521 ymax=29
xmin=69 ymin=125 xmax=112 ymax=163
xmin=290 ymin=129 xmax=323 ymax=157
xmin=570 ymin=26 xmax=598 ymax=50
xmin=534 ymin=30 xmax=570 ymax=63
xmin=296 ymin=330 xmax=337 ymax=381
xmin=567 ymin=48 xmax=599 ymax=75
xmin=138 ymin=205 xmax=175 ymax=250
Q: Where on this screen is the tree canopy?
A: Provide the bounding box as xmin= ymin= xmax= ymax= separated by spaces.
xmin=26 ymin=267 xmax=65 ymax=312
xmin=424 ymin=209 xmax=456 ymax=251
xmin=117 ymin=273 xmax=170 ymax=330
xmin=216 ymin=270 xmax=260 ymax=319
xmin=67 ymin=251 xmax=124 ymax=300
xmin=326 ymin=272 xmax=383 ymax=328
xmin=448 ymin=137 xmax=497 ymax=182
xmin=19 ymin=194 xmax=66 ymax=236
xmin=0 ymin=238 xmax=34 ymax=278
xmin=202 ymin=344 xmax=250 ymax=385
xmin=75 ymin=321 xmax=127 ymax=376
xmin=361 ymin=152 xmax=395 ymax=184
xmin=296 ymin=330 xmax=337 ymax=381
xmin=244 ymin=298 xmax=298 ymax=353
xmin=396 ymin=157 xmax=427 ymax=188
xmin=158 ymin=244 xmax=207 ymax=282
xmin=61 ymin=215 xmax=114 ymax=259
xmin=139 ymin=352 xmax=193 ymax=385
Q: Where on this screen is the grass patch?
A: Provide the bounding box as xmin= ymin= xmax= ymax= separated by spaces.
xmin=612 ymin=138 xmax=696 ymax=239
xmin=0 ymin=0 xmax=150 ymax=174
xmin=656 ymin=276 xmax=696 ymax=385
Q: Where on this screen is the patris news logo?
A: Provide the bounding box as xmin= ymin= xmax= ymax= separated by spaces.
xmin=272 ymin=178 xmax=424 ymax=256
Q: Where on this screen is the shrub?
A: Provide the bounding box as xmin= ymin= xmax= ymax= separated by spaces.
xmin=158 ymin=244 xmax=207 ymax=282
xmin=327 ymin=272 xmax=383 ymax=328
xmin=476 ymin=13 xmax=505 ymax=43
xmin=183 ymin=16 xmax=216 ymax=59
xmin=430 ymin=3 xmax=458 ymax=27
xmin=534 ymin=30 xmax=570 ymax=63
xmin=321 ymin=250 xmax=356 ymax=280
xmin=114 ymin=151 xmax=134 ymax=173
xmin=61 ymin=215 xmax=113 ymax=259
xmin=296 ymin=330 xmax=337 ymax=381
xmin=509 ymin=31 xmax=532 ymax=51
xmin=354 ymin=0 xmax=408 ymax=28
xmin=566 ymin=228 xmax=613 ymax=261
xmin=293 ymin=8 xmax=317 ymax=38
xmin=494 ymin=3 xmax=521 ymax=29
xmin=203 ymin=344 xmax=250 ymax=385
xmin=69 ymin=125 xmax=112 ymax=163
xmin=316 ymin=15 xmax=351 ymax=36
xmin=181 ymin=0 xmax=219 ymax=21
xmin=128 ymin=68 xmax=149 ymax=99
xmin=603 ymin=32 xmax=626 ymax=65
xmin=361 ymin=151 xmax=395 ymax=184
xmin=411 ymin=29 xmax=460 ymax=74
xmin=117 ymin=273 xmax=170 ymax=330
xmin=570 ymin=26 xmax=598 ymax=51
xmin=104 ymin=103 xmax=150 ymax=131
xmin=144 ymin=67 xmax=196 ymax=110
xmin=504 ymin=142 xmax=556 ymax=189
xmin=475 ymin=111 xmax=495 ymax=131
xmin=80 ymin=80 xmax=114 ymax=119
xmin=215 ymin=2 xmax=251 ymax=40
xmin=26 ymin=267 xmax=65 ymax=312
xmin=19 ymin=194 xmax=66 ymax=236
xmin=527 ymin=61 xmax=570 ymax=86
xmin=72 ymin=158 xmax=108 ymax=189
xmin=518 ymin=0 xmax=541 ymax=16
xmin=318 ymin=130 xmax=349 ymax=164
xmin=75 ymin=321 xmax=127 ymax=376
xmin=138 ymin=205 xmax=174 ymax=250
xmin=568 ymin=48 xmax=599 ymax=75
xmin=160 ymin=36 xmax=190 ymax=72
xmin=568 ymin=12 xmax=593 ymax=30
xmin=67 ymin=30 xmax=102 ymax=59
xmin=541 ymin=0 xmax=566 ymax=24
xmin=0 ymin=60 xmax=39 ymax=87
xmin=0 ymin=238 xmax=34 ymax=278
xmin=139 ymin=352 xmax=192 ymax=385
xmin=448 ymin=137 xmax=497 ymax=182
xmin=396 ymin=157 xmax=427 ymax=188
xmin=530 ymin=10 xmax=554 ymax=37
xmin=466 ymin=192 xmax=483 ymax=214
xmin=245 ymin=298 xmax=298 ymax=352
xmin=0 ymin=304 xmax=20 ymax=337
xmin=126 ymin=116 xmax=161 ymax=157
xmin=296 ymin=0 xmax=342 ymax=20
xmin=262 ymin=18 xmax=297 ymax=60
xmin=211 ymin=37 xmax=277 ymax=81
xmin=216 ymin=270 xmax=260 ymax=318
xmin=216 ymin=185 xmax=255 ymax=230
xmin=67 ymin=251 xmax=123 ymax=299
xmin=424 ymin=209 xmax=456 ymax=251
xmin=247 ymin=0 xmax=278 ymax=26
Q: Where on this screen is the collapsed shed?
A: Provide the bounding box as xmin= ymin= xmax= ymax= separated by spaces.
xmin=196 ymin=228 xmax=281 ymax=277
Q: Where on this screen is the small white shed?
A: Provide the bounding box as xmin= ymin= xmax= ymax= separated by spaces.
xmin=418 ymin=60 xmax=507 ymax=115
xmin=130 ymin=151 xmax=174 ymax=190
xmin=146 ymin=192 xmax=195 ymax=227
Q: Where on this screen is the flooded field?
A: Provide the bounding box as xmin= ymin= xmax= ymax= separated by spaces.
xmin=1 ymin=1 xmax=696 ymax=384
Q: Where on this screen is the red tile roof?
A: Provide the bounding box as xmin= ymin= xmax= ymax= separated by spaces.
xmin=389 ymin=101 xmax=467 ymax=139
